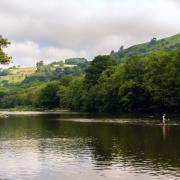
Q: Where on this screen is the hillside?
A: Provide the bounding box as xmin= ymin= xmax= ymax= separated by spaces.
xmin=0 ymin=67 xmax=36 ymax=84
xmin=0 ymin=33 xmax=180 ymax=112
xmin=1 ymin=33 xmax=180 ymax=85
xmin=0 ymin=58 xmax=88 ymax=86
xmin=110 ymin=33 xmax=180 ymax=62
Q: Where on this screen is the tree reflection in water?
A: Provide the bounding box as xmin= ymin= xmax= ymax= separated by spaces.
xmin=0 ymin=114 xmax=180 ymax=179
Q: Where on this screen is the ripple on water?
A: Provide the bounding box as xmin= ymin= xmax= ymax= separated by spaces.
xmin=0 ymin=115 xmax=180 ymax=179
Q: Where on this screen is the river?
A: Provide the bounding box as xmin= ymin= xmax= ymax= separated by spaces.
xmin=0 ymin=113 xmax=180 ymax=180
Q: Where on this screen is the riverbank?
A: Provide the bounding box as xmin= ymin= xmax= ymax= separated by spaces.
xmin=0 ymin=110 xmax=177 ymax=120
xmin=0 ymin=105 xmax=179 ymax=119
xmin=0 ymin=113 xmax=8 ymax=118
xmin=0 ymin=107 xmax=76 ymax=117
xmin=0 ymin=110 xmax=78 ymax=115
xmin=0 ymin=106 xmax=70 ymax=113
xmin=0 ymin=106 xmax=48 ymax=112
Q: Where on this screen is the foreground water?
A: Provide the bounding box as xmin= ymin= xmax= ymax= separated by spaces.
xmin=0 ymin=113 xmax=180 ymax=180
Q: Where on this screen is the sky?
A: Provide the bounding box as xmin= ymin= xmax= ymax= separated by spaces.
xmin=0 ymin=0 xmax=180 ymax=67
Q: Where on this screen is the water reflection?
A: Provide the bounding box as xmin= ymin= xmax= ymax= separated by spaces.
xmin=0 ymin=114 xmax=180 ymax=179
xmin=162 ymin=125 xmax=166 ymax=140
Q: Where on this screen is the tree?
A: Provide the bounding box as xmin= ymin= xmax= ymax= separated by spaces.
xmin=110 ymin=50 xmax=115 ymax=55
xmin=65 ymin=58 xmax=87 ymax=65
xmin=39 ymin=81 xmax=60 ymax=109
xmin=143 ymin=49 xmax=180 ymax=112
xmin=36 ymin=60 xmax=44 ymax=72
xmin=85 ymin=55 xmax=116 ymax=87
xmin=62 ymin=77 xmax=86 ymax=111
xmin=150 ymin=37 xmax=157 ymax=44
xmin=118 ymin=45 xmax=124 ymax=53
xmin=0 ymin=35 xmax=11 ymax=64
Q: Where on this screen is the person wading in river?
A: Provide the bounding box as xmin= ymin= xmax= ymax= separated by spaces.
xmin=162 ymin=114 xmax=167 ymax=125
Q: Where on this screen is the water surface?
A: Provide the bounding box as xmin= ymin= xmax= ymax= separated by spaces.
xmin=0 ymin=113 xmax=180 ymax=180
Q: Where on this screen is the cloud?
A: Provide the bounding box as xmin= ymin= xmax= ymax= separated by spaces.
xmin=3 ymin=41 xmax=87 ymax=67
xmin=0 ymin=0 xmax=179 ymax=66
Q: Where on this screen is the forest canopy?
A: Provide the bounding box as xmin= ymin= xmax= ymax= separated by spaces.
xmin=1 ymin=48 xmax=180 ymax=113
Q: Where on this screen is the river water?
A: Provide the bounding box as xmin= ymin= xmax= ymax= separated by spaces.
xmin=0 ymin=113 xmax=180 ymax=180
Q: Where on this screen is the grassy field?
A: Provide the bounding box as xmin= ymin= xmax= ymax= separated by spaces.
xmin=111 ymin=33 xmax=180 ymax=62
xmin=0 ymin=74 xmax=26 ymax=84
xmin=0 ymin=64 xmax=76 ymax=85
xmin=0 ymin=67 xmax=36 ymax=84
xmin=10 ymin=67 xmax=36 ymax=74
xmin=64 ymin=64 xmax=76 ymax=67
xmin=127 ymin=33 xmax=180 ymax=53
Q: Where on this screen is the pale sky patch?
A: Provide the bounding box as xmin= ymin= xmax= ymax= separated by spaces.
xmin=0 ymin=0 xmax=179 ymax=67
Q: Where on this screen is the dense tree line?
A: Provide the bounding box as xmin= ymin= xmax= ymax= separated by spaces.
xmin=58 ymin=49 xmax=180 ymax=113
xmin=0 ymin=48 xmax=180 ymax=113
xmin=65 ymin=58 xmax=88 ymax=65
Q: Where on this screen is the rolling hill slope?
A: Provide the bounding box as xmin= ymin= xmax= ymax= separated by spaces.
xmin=110 ymin=33 xmax=180 ymax=63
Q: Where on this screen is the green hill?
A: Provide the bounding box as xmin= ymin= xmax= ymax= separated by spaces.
xmin=110 ymin=33 xmax=180 ymax=62
xmin=0 ymin=67 xmax=36 ymax=85
xmin=0 ymin=58 xmax=88 ymax=86
xmin=1 ymin=33 xmax=180 ymax=85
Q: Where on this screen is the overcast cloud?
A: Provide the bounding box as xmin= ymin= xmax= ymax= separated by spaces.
xmin=0 ymin=0 xmax=180 ymax=67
